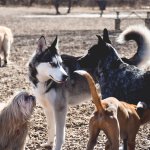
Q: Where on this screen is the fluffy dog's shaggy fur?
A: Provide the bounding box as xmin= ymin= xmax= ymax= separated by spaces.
xmin=78 ymin=26 xmax=150 ymax=107
xmin=75 ymin=70 xmax=150 ymax=150
xmin=0 ymin=26 xmax=13 ymax=67
xmin=0 ymin=91 xmax=35 ymax=150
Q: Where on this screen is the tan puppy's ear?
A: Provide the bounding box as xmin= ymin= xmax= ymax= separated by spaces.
xmin=37 ymin=36 xmax=47 ymax=53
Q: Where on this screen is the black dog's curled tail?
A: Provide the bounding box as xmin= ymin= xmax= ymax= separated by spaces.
xmin=117 ymin=25 xmax=150 ymax=68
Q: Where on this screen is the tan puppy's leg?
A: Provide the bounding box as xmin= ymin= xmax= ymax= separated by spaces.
xmin=3 ymin=49 xmax=9 ymax=66
xmin=86 ymin=117 xmax=100 ymax=150
xmin=0 ymin=57 xmax=1 ymax=67
xmin=104 ymin=116 xmax=120 ymax=150
xmin=127 ymin=118 xmax=140 ymax=150
xmin=127 ymin=132 xmax=137 ymax=150
xmin=3 ymin=38 xmax=10 ymax=66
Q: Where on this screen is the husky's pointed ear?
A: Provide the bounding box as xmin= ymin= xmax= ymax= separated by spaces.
xmin=96 ymin=35 xmax=104 ymax=45
xmin=103 ymin=28 xmax=111 ymax=44
xmin=51 ymin=36 xmax=59 ymax=50
xmin=37 ymin=36 xmax=47 ymax=53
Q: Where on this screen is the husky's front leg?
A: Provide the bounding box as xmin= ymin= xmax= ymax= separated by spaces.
xmin=54 ymin=103 xmax=67 ymax=150
xmin=41 ymin=107 xmax=56 ymax=148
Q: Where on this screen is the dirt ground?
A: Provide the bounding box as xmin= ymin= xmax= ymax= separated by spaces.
xmin=0 ymin=6 xmax=149 ymax=150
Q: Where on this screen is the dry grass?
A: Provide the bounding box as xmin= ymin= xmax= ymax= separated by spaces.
xmin=0 ymin=6 xmax=149 ymax=150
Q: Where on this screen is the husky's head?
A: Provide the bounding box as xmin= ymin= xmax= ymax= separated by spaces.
xmin=29 ymin=36 xmax=68 ymax=85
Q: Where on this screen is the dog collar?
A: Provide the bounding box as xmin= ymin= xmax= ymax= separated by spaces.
xmin=45 ymin=80 xmax=56 ymax=93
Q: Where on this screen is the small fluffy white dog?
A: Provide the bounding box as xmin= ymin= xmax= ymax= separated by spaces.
xmin=0 ymin=26 xmax=13 ymax=67
xmin=0 ymin=91 xmax=36 ymax=150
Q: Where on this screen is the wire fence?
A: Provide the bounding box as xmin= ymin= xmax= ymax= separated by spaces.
xmin=0 ymin=0 xmax=150 ymax=8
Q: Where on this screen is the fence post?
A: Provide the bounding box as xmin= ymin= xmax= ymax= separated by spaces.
xmin=145 ymin=12 xmax=150 ymax=29
xmin=115 ymin=11 xmax=121 ymax=30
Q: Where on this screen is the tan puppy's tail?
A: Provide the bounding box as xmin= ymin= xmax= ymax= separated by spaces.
xmin=74 ymin=70 xmax=104 ymax=112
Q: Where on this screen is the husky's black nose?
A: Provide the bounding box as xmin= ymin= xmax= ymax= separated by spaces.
xmin=62 ymin=74 xmax=68 ymax=81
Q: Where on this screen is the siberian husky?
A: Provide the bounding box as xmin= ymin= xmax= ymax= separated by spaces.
xmin=28 ymin=36 xmax=97 ymax=150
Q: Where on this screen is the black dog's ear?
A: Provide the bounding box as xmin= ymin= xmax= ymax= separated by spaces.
xmin=96 ymin=34 xmax=107 ymax=47
xmin=103 ymin=28 xmax=111 ymax=44
xmin=96 ymin=35 xmax=104 ymax=45
xmin=37 ymin=36 xmax=47 ymax=53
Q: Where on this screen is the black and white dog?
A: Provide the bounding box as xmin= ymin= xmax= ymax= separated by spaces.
xmin=28 ymin=36 xmax=97 ymax=150
xmin=78 ymin=26 xmax=150 ymax=107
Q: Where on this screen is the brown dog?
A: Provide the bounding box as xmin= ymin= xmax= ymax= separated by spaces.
xmin=75 ymin=70 xmax=150 ymax=150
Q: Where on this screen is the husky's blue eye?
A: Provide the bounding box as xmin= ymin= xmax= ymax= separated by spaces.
xmin=49 ymin=62 xmax=56 ymax=67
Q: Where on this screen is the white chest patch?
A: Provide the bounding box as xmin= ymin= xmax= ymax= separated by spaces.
xmin=33 ymin=83 xmax=56 ymax=108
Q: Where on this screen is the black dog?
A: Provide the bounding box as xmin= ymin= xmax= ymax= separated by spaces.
xmin=78 ymin=28 xmax=150 ymax=107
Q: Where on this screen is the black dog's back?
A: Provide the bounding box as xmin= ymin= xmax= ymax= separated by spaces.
xmin=99 ymin=50 xmax=150 ymax=106
xmin=100 ymin=62 xmax=150 ymax=105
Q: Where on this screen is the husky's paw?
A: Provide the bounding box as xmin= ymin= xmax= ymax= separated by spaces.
xmin=41 ymin=142 xmax=53 ymax=149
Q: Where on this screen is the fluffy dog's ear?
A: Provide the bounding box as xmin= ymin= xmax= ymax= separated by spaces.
xmin=37 ymin=36 xmax=47 ymax=53
xmin=51 ymin=36 xmax=59 ymax=50
xmin=103 ymin=28 xmax=111 ymax=44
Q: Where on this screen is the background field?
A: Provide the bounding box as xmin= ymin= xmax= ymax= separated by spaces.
xmin=0 ymin=6 xmax=149 ymax=150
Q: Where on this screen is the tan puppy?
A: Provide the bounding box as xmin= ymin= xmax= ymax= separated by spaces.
xmin=75 ymin=70 xmax=150 ymax=150
xmin=0 ymin=26 xmax=13 ymax=67
xmin=0 ymin=91 xmax=36 ymax=150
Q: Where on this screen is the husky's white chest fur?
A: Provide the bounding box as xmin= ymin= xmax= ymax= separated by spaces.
xmin=33 ymin=82 xmax=56 ymax=108
xmin=34 ymin=77 xmax=92 ymax=106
